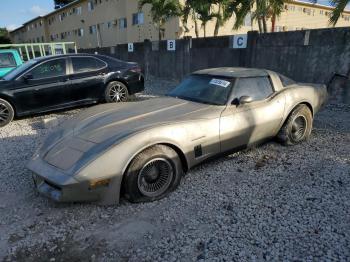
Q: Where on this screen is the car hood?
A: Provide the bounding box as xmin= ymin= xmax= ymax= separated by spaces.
xmin=72 ymin=97 xmax=218 ymax=143
xmin=40 ymin=97 xmax=222 ymax=171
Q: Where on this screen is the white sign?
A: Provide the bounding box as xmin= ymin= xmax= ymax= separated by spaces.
xmin=210 ymin=79 xmax=231 ymax=88
xmin=167 ymin=40 xmax=176 ymax=51
xmin=128 ymin=43 xmax=134 ymax=52
xmin=233 ymin=34 xmax=247 ymax=49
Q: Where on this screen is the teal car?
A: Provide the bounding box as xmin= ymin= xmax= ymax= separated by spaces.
xmin=0 ymin=49 xmax=23 ymax=78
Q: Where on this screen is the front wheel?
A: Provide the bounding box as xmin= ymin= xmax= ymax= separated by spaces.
xmin=123 ymin=145 xmax=183 ymax=203
xmin=277 ymin=104 xmax=313 ymax=146
xmin=0 ymin=99 xmax=14 ymax=128
xmin=104 ymin=81 xmax=129 ymax=103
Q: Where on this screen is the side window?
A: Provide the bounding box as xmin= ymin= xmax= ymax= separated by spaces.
xmin=72 ymin=57 xmax=106 ymax=73
xmin=0 ymin=53 xmax=16 ymax=68
xmin=278 ymin=74 xmax=295 ymax=87
xmin=234 ymin=77 xmax=274 ymax=101
xmin=29 ymin=59 xmax=66 ymax=79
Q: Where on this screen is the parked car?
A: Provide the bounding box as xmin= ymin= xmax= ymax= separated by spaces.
xmin=27 ymin=67 xmax=328 ymax=205
xmin=0 ymin=49 xmax=23 ymax=77
xmin=0 ymin=53 xmax=144 ymax=127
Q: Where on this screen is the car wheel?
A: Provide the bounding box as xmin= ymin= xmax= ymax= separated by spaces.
xmin=277 ymin=104 xmax=313 ymax=146
xmin=123 ymin=145 xmax=183 ymax=203
xmin=105 ymin=81 xmax=129 ymax=103
xmin=0 ymin=99 xmax=14 ymax=128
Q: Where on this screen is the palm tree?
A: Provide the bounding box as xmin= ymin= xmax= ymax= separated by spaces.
xmin=329 ymin=0 xmax=350 ymax=25
xmin=182 ymin=0 xmax=200 ymax=38
xmin=195 ymin=1 xmax=216 ymax=37
xmin=227 ymin=0 xmax=286 ymax=33
xmin=213 ymin=0 xmax=235 ymax=36
xmin=269 ymin=0 xmax=285 ymax=32
xmin=138 ymin=0 xmax=181 ymax=41
xmin=312 ymin=0 xmax=350 ymax=26
xmin=182 ymin=0 xmax=216 ymax=38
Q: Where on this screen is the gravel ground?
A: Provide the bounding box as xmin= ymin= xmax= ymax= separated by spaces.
xmin=0 ymin=79 xmax=349 ymax=261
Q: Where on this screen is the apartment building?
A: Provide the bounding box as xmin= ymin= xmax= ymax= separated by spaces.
xmin=9 ymin=0 xmax=350 ymax=49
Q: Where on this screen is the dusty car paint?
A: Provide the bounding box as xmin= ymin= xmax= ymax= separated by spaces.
xmin=27 ymin=67 xmax=328 ymax=205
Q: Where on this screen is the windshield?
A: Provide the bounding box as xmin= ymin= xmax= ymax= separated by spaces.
xmin=2 ymin=60 xmax=37 ymax=80
xmin=0 ymin=53 xmax=16 ymax=68
xmin=168 ymin=75 xmax=233 ymax=105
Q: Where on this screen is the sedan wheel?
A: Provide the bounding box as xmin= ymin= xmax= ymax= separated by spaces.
xmin=123 ymin=145 xmax=183 ymax=203
xmin=105 ymin=81 xmax=129 ymax=103
xmin=0 ymin=99 xmax=14 ymax=128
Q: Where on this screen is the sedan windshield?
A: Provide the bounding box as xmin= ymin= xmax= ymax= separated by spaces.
xmin=2 ymin=60 xmax=37 ymax=80
xmin=168 ymin=75 xmax=233 ymax=105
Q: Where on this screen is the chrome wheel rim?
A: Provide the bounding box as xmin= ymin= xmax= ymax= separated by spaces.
xmin=0 ymin=103 xmax=10 ymax=124
xmin=137 ymin=158 xmax=174 ymax=198
xmin=109 ymin=84 xmax=127 ymax=102
xmin=291 ymin=115 xmax=307 ymax=141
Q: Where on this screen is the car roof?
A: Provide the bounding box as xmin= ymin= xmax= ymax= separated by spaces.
xmin=193 ymin=67 xmax=270 ymax=78
xmin=0 ymin=49 xmax=19 ymax=54
xmin=30 ymin=53 xmax=101 ymax=63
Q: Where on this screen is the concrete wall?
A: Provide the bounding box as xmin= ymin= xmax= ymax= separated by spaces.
xmin=248 ymin=27 xmax=350 ymax=84
xmin=81 ymin=27 xmax=350 ymax=102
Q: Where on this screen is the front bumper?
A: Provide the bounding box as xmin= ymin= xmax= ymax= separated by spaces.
xmin=27 ymin=157 xmax=111 ymax=203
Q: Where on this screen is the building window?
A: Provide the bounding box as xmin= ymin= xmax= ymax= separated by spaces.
xmin=132 ymin=12 xmax=144 ymax=25
xmin=88 ymin=1 xmax=94 ymax=11
xmin=89 ymin=25 xmax=97 ymax=34
xmin=106 ymin=21 xmax=112 ymax=29
xmin=119 ymin=18 xmax=127 ymax=29
xmin=303 ymin=8 xmax=311 ymax=15
xmin=77 ymin=6 xmax=82 ymax=15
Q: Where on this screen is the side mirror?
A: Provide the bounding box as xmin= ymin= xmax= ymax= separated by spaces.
xmin=238 ymin=96 xmax=253 ymax=105
xmin=23 ymin=74 xmax=33 ymax=82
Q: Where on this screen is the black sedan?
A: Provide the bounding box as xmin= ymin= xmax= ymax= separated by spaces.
xmin=0 ymin=54 xmax=144 ymax=127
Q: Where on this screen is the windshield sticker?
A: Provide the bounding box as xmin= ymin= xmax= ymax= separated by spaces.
xmin=210 ymin=79 xmax=231 ymax=88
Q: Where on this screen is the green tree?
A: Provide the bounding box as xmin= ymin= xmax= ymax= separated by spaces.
xmin=0 ymin=28 xmax=11 ymax=44
xmin=182 ymin=0 xmax=217 ymax=38
xmin=182 ymin=0 xmax=200 ymax=38
xmin=138 ymin=0 xmax=181 ymax=41
xmin=312 ymin=0 xmax=350 ymax=25
xmin=226 ymin=0 xmax=286 ymax=33
xmin=195 ymin=0 xmax=216 ymax=37
xmin=54 ymin=0 xmax=76 ymax=9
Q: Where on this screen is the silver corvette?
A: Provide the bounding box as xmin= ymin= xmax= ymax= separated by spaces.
xmin=27 ymin=68 xmax=328 ymax=204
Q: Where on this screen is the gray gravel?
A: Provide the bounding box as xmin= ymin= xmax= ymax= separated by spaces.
xmin=0 ymin=79 xmax=349 ymax=261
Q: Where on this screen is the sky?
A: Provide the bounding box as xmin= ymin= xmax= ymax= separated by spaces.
xmin=0 ymin=0 xmax=350 ymax=31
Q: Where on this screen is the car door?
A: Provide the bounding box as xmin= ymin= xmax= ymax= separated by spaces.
xmin=220 ymin=76 xmax=286 ymax=152
xmin=13 ymin=58 xmax=70 ymax=113
xmin=67 ymin=56 xmax=108 ymax=102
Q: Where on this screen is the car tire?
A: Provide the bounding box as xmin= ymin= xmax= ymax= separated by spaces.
xmin=105 ymin=81 xmax=129 ymax=103
xmin=123 ymin=145 xmax=183 ymax=203
xmin=277 ymin=104 xmax=313 ymax=146
xmin=0 ymin=99 xmax=14 ymax=128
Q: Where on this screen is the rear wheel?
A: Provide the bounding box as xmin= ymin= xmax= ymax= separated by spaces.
xmin=123 ymin=145 xmax=183 ymax=203
xmin=277 ymin=104 xmax=313 ymax=145
xmin=0 ymin=99 xmax=14 ymax=127
xmin=105 ymin=81 xmax=129 ymax=103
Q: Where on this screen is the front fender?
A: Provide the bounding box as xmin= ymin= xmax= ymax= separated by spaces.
xmin=75 ymin=119 xmax=220 ymax=204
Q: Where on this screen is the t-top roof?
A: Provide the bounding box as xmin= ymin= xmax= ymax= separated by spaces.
xmin=193 ymin=67 xmax=270 ymax=78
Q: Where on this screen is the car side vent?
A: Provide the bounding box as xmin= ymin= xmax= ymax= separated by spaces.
xmin=194 ymin=145 xmax=202 ymax=158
